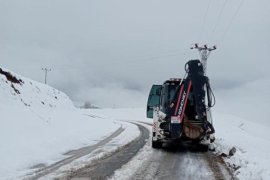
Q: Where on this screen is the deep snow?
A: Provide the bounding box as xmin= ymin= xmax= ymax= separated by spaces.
xmin=0 ymin=68 xmax=121 ymax=179
xmin=214 ymin=112 xmax=270 ymax=180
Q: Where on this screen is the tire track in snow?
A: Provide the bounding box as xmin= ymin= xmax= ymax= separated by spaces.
xmin=127 ymin=122 xmax=235 ymax=180
xmin=25 ymin=126 xmax=124 ymax=180
xmin=203 ymin=153 xmax=235 ymax=180
xmin=65 ymin=123 xmax=149 ymax=180
xmin=131 ymin=145 xmax=234 ymax=180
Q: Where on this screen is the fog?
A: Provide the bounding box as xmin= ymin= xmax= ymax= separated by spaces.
xmin=1 ymin=0 xmax=269 ymax=112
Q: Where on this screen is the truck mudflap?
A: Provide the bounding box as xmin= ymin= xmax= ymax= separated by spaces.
xmin=170 ymin=124 xmax=181 ymax=138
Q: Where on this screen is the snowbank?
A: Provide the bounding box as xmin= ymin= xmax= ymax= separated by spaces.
xmin=214 ymin=112 xmax=270 ymax=180
xmin=0 ymin=68 xmax=119 ymax=179
xmin=213 ymin=77 xmax=270 ymax=179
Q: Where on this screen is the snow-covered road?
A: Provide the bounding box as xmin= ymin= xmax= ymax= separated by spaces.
xmin=65 ymin=123 xmax=149 ymax=179
xmin=25 ymin=127 xmax=124 ymax=179
xmin=129 ymin=145 xmax=233 ymax=180
xmin=25 ymin=121 xmax=233 ymax=180
xmin=21 ymin=120 xmax=141 ymax=180
xmin=110 ymin=122 xmax=233 ymax=180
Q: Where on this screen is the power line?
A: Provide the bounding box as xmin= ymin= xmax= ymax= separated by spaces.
xmin=127 ymin=47 xmax=188 ymax=59
xmin=212 ymin=0 xmax=229 ymax=34
xmin=218 ymin=0 xmax=245 ymax=43
xmin=108 ymin=50 xmax=192 ymax=66
xmin=198 ymin=0 xmax=213 ymax=42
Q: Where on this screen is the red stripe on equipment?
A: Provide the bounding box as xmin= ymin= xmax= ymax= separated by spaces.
xmin=174 ymin=85 xmax=184 ymax=115
xmin=180 ymin=81 xmax=192 ymax=120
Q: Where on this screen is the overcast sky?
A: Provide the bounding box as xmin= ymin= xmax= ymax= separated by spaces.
xmin=1 ymin=0 xmax=269 ymax=108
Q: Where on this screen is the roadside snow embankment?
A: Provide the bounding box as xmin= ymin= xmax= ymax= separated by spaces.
xmin=214 ymin=77 xmax=270 ymax=179
xmin=214 ymin=112 xmax=270 ymax=180
xmin=0 ymin=68 xmax=120 ymax=179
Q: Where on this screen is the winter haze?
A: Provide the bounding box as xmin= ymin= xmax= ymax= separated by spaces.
xmin=1 ymin=0 xmax=269 ymax=124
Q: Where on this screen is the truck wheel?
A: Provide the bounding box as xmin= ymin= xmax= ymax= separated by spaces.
xmin=152 ymin=140 xmax=162 ymax=149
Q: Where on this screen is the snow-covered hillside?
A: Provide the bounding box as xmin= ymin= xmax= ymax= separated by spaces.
xmin=211 ymin=77 xmax=270 ymax=179
xmin=215 ymin=78 xmax=270 ymax=128
xmin=0 ymin=68 xmax=121 ymax=179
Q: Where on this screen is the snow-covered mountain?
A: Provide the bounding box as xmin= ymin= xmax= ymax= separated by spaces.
xmin=0 ymin=67 xmax=120 ymax=179
xmin=0 ymin=67 xmax=74 ymax=110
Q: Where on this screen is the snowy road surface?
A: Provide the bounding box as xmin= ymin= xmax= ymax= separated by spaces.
xmin=65 ymin=123 xmax=149 ymax=179
xmin=111 ymin=123 xmax=234 ymax=180
xmin=26 ymin=127 xmax=124 ymax=179
xmin=130 ymin=144 xmax=233 ymax=180
xmin=24 ymin=121 xmax=233 ymax=180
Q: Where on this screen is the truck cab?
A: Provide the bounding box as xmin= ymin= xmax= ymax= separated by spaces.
xmin=147 ymin=79 xmax=184 ymax=148
xmin=147 ymin=79 xmax=180 ymax=119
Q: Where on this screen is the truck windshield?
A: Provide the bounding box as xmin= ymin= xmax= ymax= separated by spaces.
xmin=161 ymin=84 xmax=178 ymax=114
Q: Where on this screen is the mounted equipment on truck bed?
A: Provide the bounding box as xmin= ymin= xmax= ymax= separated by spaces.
xmin=146 ymin=44 xmax=216 ymax=149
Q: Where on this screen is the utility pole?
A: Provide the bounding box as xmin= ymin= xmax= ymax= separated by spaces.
xmin=191 ymin=43 xmax=217 ymax=75
xmin=191 ymin=44 xmax=217 ymax=130
xmin=42 ymin=68 xmax=51 ymax=84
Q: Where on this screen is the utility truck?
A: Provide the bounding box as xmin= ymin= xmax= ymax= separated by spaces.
xmin=146 ymin=44 xmax=216 ymax=149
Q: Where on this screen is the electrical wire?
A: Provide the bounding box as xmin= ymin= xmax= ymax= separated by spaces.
xmin=198 ymin=0 xmax=213 ymax=42
xmin=218 ymin=0 xmax=245 ymax=43
xmin=212 ymin=0 xmax=229 ymax=34
xmin=110 ymin=50 xmax=191 ymax=66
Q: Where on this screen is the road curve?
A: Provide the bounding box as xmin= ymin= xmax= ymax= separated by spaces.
xmin=25 ymin=126 xmax=125 ymax=180
xmin=64 ymin=123 xmax=149 ymax=179
xmin=25 ymin=121 xmax=234 ymax=180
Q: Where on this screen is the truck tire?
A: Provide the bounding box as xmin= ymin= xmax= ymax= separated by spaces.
xmin=152 ymin=140 xmax=162 ymax=149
